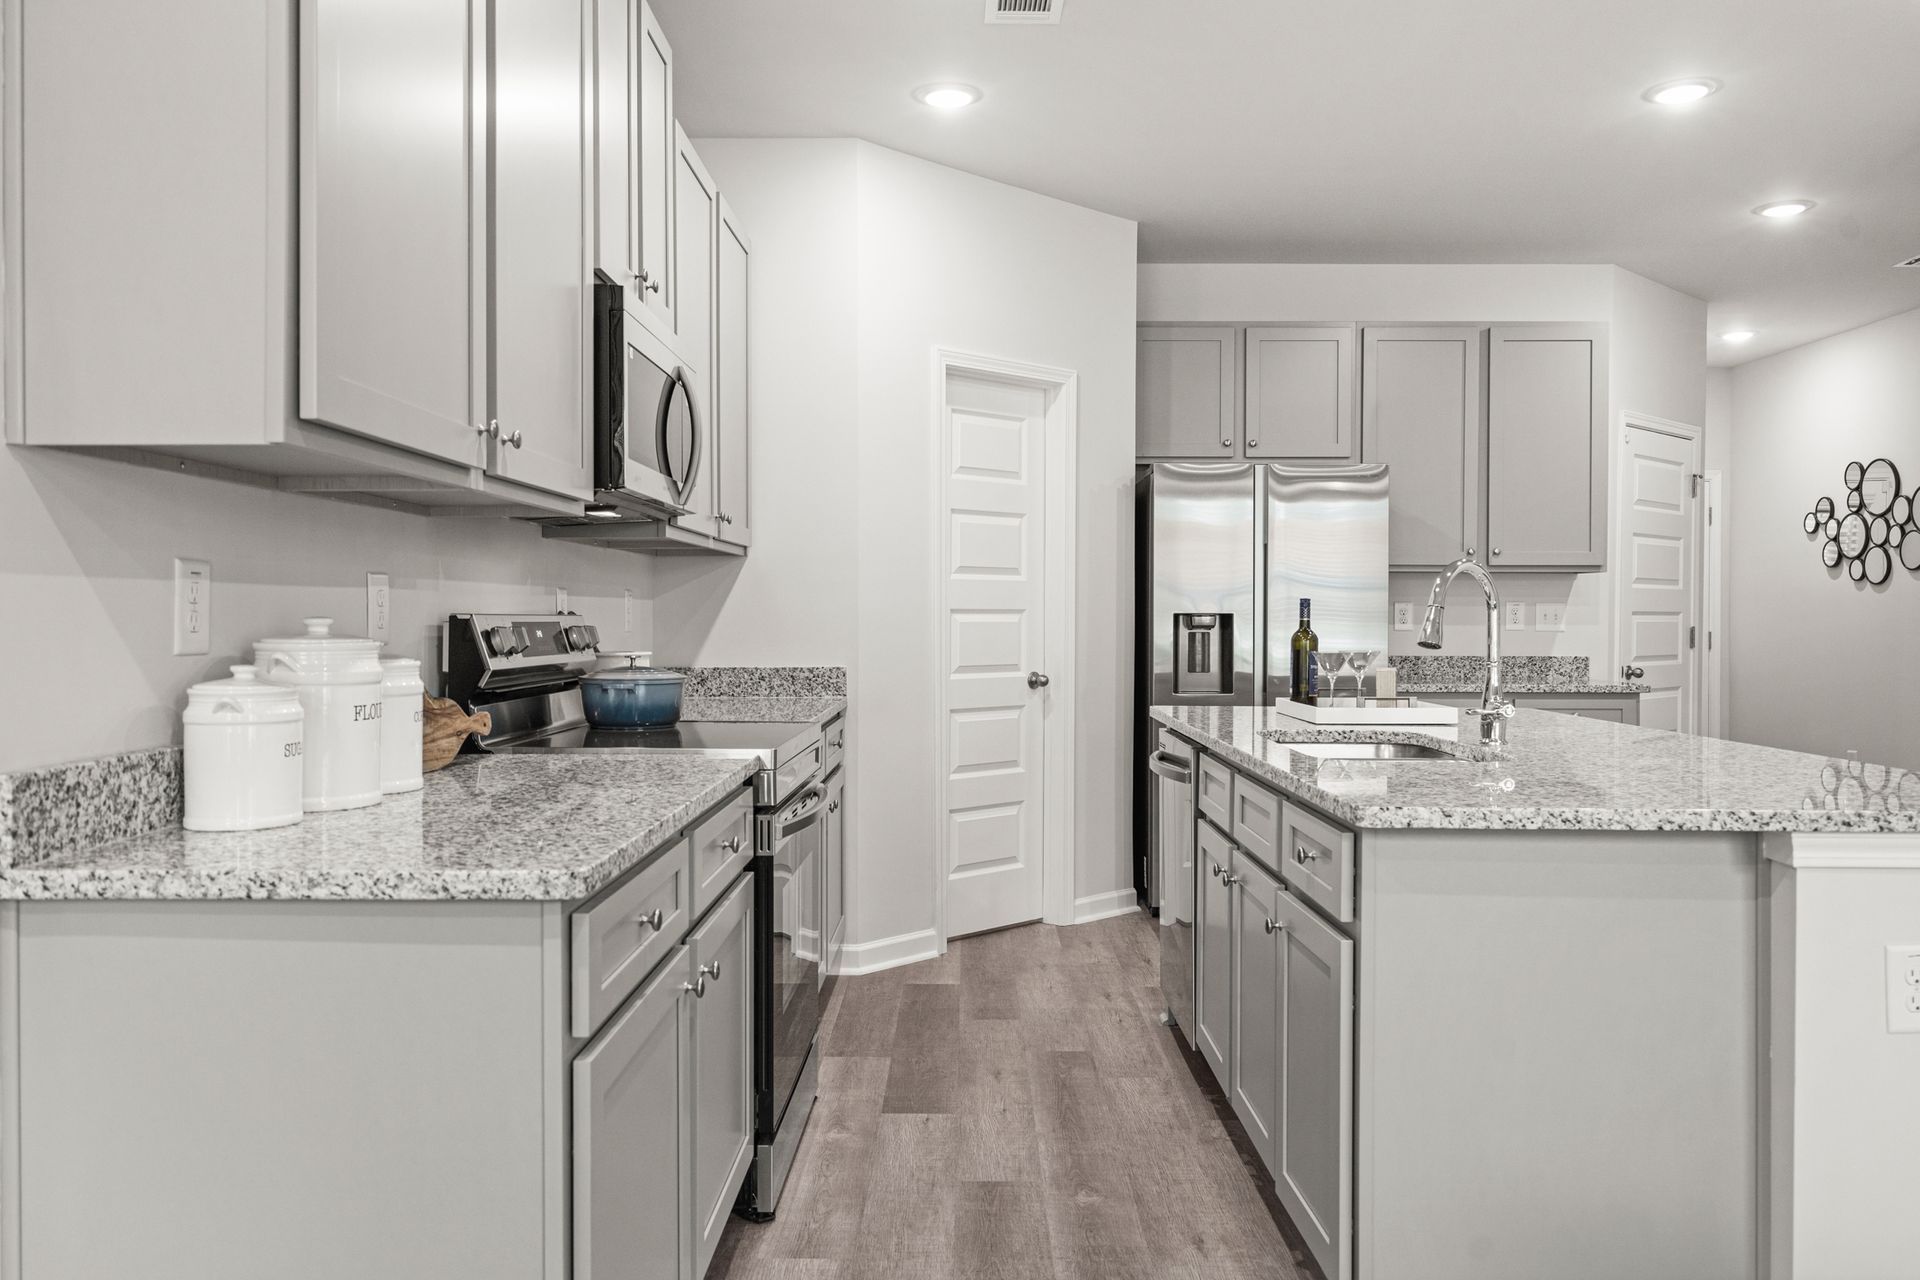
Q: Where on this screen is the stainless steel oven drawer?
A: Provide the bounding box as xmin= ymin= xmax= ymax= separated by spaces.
xmin=571 ymin=836 xmax=691 ymax=1039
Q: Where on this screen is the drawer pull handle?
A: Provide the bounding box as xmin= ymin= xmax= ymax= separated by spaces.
xmin=1221 ymin=872 xmax=1241 ymax=887
xmin=683 ymin=976 xmax=706 ymax=998
xmin=1294 ymin=844 xmax=1321 ymax=864
xmin=699 ymin=960 xmax=722 ymax=982
xmin=1263 ymin=917 xmax=1285 ymax=935
xmin=721 ymin=836 xmax=744 ymax=854
xmin=636 ymin=907 xmax=665 ymax=931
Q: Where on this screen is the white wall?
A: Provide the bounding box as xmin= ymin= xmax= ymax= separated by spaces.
xmin=0 ymin=445 xmax=656 ymax=774
xmin=1727 ymin=306 xmax=1920 ymax=768
xmin=1705 ymin=366 xmax=1734 ymax=736
xmin=659 ymin=140 xmax=1138 ymax=955
xmin=1138 ymin=263 xmax=1707 ymax=679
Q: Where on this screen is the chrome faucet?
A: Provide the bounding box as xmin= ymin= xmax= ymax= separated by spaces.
xmin=1417 ymin=554 xmax=1516 ymax=747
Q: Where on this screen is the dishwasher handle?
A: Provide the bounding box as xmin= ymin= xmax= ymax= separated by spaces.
xmin=1148 ymin=750 xmax=1193 ymax=785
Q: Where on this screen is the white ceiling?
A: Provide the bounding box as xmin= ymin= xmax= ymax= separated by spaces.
xmin=652 ymin=0 xmax=1920 ymax=367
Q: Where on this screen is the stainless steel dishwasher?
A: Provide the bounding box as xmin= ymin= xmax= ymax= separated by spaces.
xmin=1150 ymin=728 xmax=1197 ymax=1043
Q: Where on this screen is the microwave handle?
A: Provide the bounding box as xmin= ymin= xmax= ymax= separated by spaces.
xmin=663 ymin=369 xmax=703 ymax=506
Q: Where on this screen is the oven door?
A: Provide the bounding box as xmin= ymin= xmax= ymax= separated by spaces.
xmin=766 ymin=783 xmax=824 ymax=1127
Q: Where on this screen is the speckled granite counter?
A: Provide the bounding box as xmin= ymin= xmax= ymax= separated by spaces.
xmin=0 ymin=753 xmax=757 ymax=901
xmin=1153 ymin=703 xmax=1920 ymax=833
xmin=677 ymin=694 xmax=846 ymax=724
xmin=1399 ymin=681 xmax=1648 ymax=695
xmin=1390 ymin=654 xmax=1645 ymax=696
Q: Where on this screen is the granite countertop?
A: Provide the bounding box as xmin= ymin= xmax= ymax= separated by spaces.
xmin=1152 ymin=704 xmax=1920 ymax=834
xmin=1398 ymin=681 xmax=1648 ymax=696
xmin=0 ymin=753 xmax=758 ymax=902
xmin=677 ymin=694 xmax=846 ymax=725
xmin=1387 ymin=654 xmax=1644 ymax=697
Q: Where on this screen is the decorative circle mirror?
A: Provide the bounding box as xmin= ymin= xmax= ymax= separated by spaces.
xmin=1825 ymin=516 xmax=1840 ymax=538
xmin=1846 ymin=489 xmax=1864 ymax=512
xmin=1863 ymin=545 xmax=1892 ymax=586
xmin=1892 ymin=493 xmax=1912 ymax=526
xmin=1838 ymin=511 xmax=1869 ymax=557
xmin=1803 ymin=511 xmax=1819 ymax=534
xmin=1892 ymin=523 xmax=1907 ymax=549
xmin=1815 ymin=495 xmax=1835 ymax=521
xmin=1845 ymin=460 xmax=1865 ymax=490
xmin=1822 ymin=538 xmax=1842 ymax=568
xmin=1861 ymin=459 xmax=1901 ymax=515
xmin=1904 ymin=533 xmax=1920 ymax=572
xmin=1870 ymin=515 xmax=1891 ymax=546
xmin=1848 ymin=557 xmax=1866 ymax=582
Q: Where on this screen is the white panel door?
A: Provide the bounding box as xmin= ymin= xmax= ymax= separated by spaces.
xmin=1617 ymin=423 xmax=1700 ymax=733
xmin=942 ymin=374 xmax=1049 ymax=939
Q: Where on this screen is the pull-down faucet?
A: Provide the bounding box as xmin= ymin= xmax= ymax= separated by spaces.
xmin=1417 ymin=554 xmax=1516 ymax=746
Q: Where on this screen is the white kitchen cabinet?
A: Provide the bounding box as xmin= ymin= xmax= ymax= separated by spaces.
xmin=688 ymin=876 xmax=754 ymax=1278
xmin=1244 ymin=326 xmax=1358 ymax=461
xmin=1229 ymin=849 xmax=1282 ymax=1172
xmin=714 ymin=197 xmax=754 ymax=545
xmin=671 ymin=128 xmax=721 ymax=539
xmin=1137 ymin=327 xmax=1239 ymax=458
xmin=490 ymin=0 xmax=593 ymax=501
xmin=1361 ymin=326 xmax=1485 ymax=569
xmin=574 ymin=945 xmax=690 ymax=1280
xmin=633 ymin=1 xmax=676 ymax=335
xmin=1486 ymin=323 xmax=1609 ymax=570
xmin=1273 ymin=883 xmax=1354 ymax=1280
xmin=1194 ymin=811 xmax=1235 ymax=1086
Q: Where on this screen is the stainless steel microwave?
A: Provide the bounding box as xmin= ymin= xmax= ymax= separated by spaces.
xmin=592 ymin=269 xmax=700 ymax=518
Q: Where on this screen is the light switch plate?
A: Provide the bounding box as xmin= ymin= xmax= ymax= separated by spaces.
xmin=1536 ymin=603 xmax=1567 ymax=632
xmin=1888 ymin=946 xmax=1920 ymax=1033
xmin=1392 ymin=602 xmax=1414 ymax=631
xmin=366 ymin=572 xmax=391 ymax=642
xmin=1504 ymin=602 xmax=1527 ymax=631
xmin=172 ymin=558 xmax=211 ymax=656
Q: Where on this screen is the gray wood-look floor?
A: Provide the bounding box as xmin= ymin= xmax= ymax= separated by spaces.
xmin=710 ymin=910 xmax=1310 ymax=1280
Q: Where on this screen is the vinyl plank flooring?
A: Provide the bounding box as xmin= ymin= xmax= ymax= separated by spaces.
xmin=710 ymin=911 xmax=1306 ymax=1280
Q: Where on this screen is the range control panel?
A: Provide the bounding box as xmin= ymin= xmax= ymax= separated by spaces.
xmin=444 ymin=613 xmax=603 ymax=702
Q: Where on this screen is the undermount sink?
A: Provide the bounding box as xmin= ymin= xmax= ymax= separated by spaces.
xmin=1284 ymin=741 xmax=1459 ymax=761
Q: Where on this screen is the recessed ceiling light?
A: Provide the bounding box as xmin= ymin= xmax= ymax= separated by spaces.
xmin=1721 ymin=330 xmax=1756 ymax=344
xmin=1643 ymin=78 xmax=1720 ymax=106
xmin=913 ymin=83 xmax=982 ymax=110
xmin=1755 ymin=200 xmax=1815 ymax=219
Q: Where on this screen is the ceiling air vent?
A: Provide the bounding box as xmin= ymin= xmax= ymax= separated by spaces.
xmin=986 ymin=0 xmax=1060 ymax=24
xmin=1898 ymin=255 xmax=1920 ymax=268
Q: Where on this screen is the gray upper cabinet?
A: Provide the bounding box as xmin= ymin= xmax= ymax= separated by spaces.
xmin=715 ymin=197 xmax=753 ymax=546
xmin=1273 ymin=887 xmax=1354 ymax=1280
xmin=489 ymin=0 xmax=593 ymax=501
xmin=1486 ymin=324 xmax=1609 ymax=570
xmin=1138 ymin=327 xmax=1238 ymax=459
xmin=671 ymin=129 xmax=720 ymax=538
xmin=1244 ymin=326 xmax=1357 ymax=461
xmin=591 ymin=0 xmax=634 ymax=283
xmin=573 ymin=944 xmax=688 ymax=1280
xmin=1194 ymin=813 xmax=1235 ymax=1086
xmin=633 ymin=2 xmax=676 ymax=336
xmin=689 ymin=876 xmax=755 ymax=1278
xmin=299 ymin=0 xmax=484 ymax=468
xmin=1361 ymin=326 xmax=1484 ymax=569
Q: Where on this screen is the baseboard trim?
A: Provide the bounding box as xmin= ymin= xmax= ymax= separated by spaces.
xmin=833 ymin=927 xmax=940 ymax=976
xmin=1072 ymin=888 xmax=1140 ymax=924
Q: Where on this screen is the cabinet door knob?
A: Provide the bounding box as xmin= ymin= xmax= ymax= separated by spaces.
xmin=699 ymin=960 xmax=722 ymax=982
xmin=1622 ymin=665 xmax=1646 ymax=681
xmin=721 ymin=835 xmax=743 ymax=854
xmin=638 ymin=268 xmax=661 ymax=295
xmin=1263 ymin=917 xmax=1284 ymax=935
xmin=1247 ymin=438 xmax=1258 ymax=448
xmin=1294 ymin=844 xmax=1321 ymax=864
xmin=683 ymin=976 xmax=706 ymax=998
xmin=637 ymin=907 xmax=665 ymax=931
xmin=1222 ymin=872 xmax=1241 ymax=887
xmin=507 ymin=429 xmax=524 ymax=449
xmin=1491 ymin=547 xmax=1503 ymax=556
xmin=483 ymin=419 xmax=502 ymax=441
xmin=1221 ymin=437 xmax=1233 ymax=448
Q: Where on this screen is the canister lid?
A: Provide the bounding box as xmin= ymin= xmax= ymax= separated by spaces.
xmin=184 ymin=665 xmax=305 ymax=719
xmin=253 ymin=617 xmax=384 ymax=683
xmin=380 ymin=656 xmax=425 ymax=691
xmin=254 ymin=617 xmax=383 ymax=654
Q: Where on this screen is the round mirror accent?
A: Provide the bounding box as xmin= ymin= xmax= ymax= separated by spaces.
xmin=1838 ymin=511 xmax=1869 ymax=558
xmin=1848 ymin=556 xmax=1866 ymax=582
xmin=1870 ymin=515 xmax=1891 ymax=546
xmin=1892 ymin=493 xmax=1912 ymax=526
xmin=1861 ymin=459 xmax=1901 ymax=516
xmin=1822 ymin=538 xmax=1842 ymax=568
xmin=1803 ymin=511 xmax=1819 ymax=535
xmin=1863 ymin=545 xmax=1892 ymax=586
xmin=1845 ymin=460 xmax=1865 ymax=490
xmin=1814 ymin=495 xmax=1835 ymax=521
xmin=1846 ymin=489 xmax=1864 ymax=512
xmin=1825 ymin=517 xmax=1840 ymax=539
xmin=1891 ymin=523 xmax=1906 ymax=550
xmin=1904 ymin=533 xmax=1920 ymax=572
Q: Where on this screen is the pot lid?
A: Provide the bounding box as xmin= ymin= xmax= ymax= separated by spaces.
xmin=255 ymin=616 xmax=383 ymax=654
xmin=186 ymin=664 xmax=303 ymax=704
xmin=582 ymin=654 xmax=684 ymax=684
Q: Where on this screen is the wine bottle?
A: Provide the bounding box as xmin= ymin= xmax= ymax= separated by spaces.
xmin=1289 ymin=598 xmax=1318 ymax=704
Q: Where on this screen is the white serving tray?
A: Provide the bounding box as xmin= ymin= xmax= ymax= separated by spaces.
xmin=1270 ymin=697 xmax=1461 ymax=727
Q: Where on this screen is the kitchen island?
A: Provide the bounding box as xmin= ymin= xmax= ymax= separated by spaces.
xmin=1152 ymin=704 xmax=1920 ymax=1280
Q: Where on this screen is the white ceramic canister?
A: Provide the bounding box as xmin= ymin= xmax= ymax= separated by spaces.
xmin=182 ymin=665 xmax=306 ymax=831
xmin=379 ymin=656 xmax=426 ymax=794
xmin=254 ymin=617 xmax=385 ymax=811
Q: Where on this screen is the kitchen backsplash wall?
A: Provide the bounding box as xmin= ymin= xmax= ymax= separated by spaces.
xmin=0 ymin=442 xmax=658 ymax=774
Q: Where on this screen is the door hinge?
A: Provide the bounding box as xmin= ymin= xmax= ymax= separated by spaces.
xmin=1689 ymin=624 xmax=1697 ymax=650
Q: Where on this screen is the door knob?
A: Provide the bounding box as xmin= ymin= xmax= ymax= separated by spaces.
xmin=1622 ymin=665 xmax=1646 ymax=681
xmin=1028 ymin=672 xmax=1051 ymax=689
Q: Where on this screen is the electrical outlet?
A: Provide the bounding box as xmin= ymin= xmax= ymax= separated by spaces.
xmin=1887 ymin=946 xmax=1920 ymax=1033
xmin=1504 ymin=602 xmax=1528 ymax=631
xmin=172 ymin=558 xmax=211 ymax=656
xmin=623 ymin=589 xmax=634 ymax=633
xmin=366 ymin=572 xmax=391 ymax=642
xmin=555 ymin=587 xmax=570 ymax=613
xmin=1393 ymin=602 xmax=1414 ymax=631
xmin=1536 ymin=603 xmax=1567 ymax=632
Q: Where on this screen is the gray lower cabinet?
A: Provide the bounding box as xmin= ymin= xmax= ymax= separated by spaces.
xmin=1486 ymin=324 xmax=1609 ymax=570
xmin=1361 ymin=326 xmax=1484 ymax=569
xmin=1194 ymin=814 xmax=1236 ymax=1084
xmin=688 ymin=876 xmax=755 ymax=1278
xmin=574 ymin=943 xmax=692 ymax=1280
xmin=1138 ymin=326 xmax=1239 ymax=458
xmin=1272 ymin=880 xmax=1354 ymax=1280
xmin=1244 ymin=326 xmax=1358 ymax=461
xmin=1228 ymin=849 xmax=1283 ymax=1169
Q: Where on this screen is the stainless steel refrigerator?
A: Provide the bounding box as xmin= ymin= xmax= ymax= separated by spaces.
xmin=1133 ymin=462 xmax=1389 ymax=907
